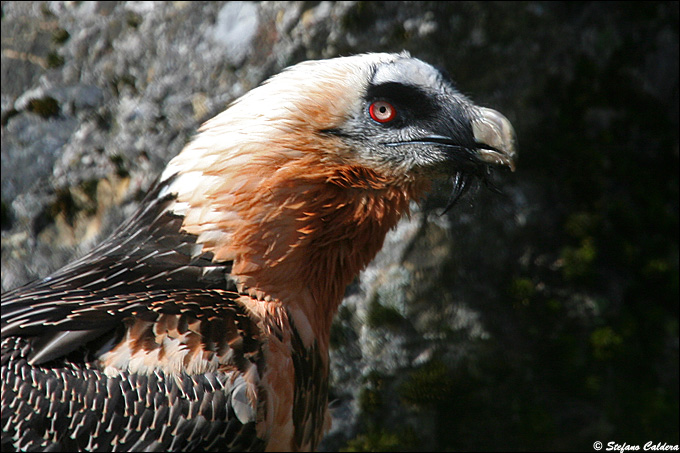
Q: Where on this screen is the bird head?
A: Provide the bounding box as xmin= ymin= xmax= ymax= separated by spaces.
xmin=316 ymin=52 xmax=516 ymax=209
xmin=322 ymin=53 xmax=515 ymax=177
xmin=162 ymin=52 xmax=515 ymax=199
xmin=159 ymin=52 xmax=516 ymax=305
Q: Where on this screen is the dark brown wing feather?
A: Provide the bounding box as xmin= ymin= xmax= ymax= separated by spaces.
xmin=1 ymin=336 xmax=265 ymax=452
xmin=1 ymin=178 xmax=267 ymax=451
xmin=1 ymin=177 xmax=236 ymax=362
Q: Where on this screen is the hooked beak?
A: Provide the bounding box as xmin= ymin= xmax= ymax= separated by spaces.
xmin=396 ymin=106 xmax=516 ymax=212
xmin=470 ymin=107 xmax=517 ymax=172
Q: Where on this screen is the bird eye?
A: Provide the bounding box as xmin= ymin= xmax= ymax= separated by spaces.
xmin=369 ymin=101 xmax=396 ymax=123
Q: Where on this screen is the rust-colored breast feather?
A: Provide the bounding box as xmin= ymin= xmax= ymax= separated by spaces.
xmin=0 ymin=174 xmax=340 ymax=452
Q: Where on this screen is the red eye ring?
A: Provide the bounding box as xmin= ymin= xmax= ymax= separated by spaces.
xmin=369 ymin=101 xmax=396 ymax=123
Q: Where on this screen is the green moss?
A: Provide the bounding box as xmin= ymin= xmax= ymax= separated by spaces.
xmin=46 ymin=51 xmax=65 ymax=68
xmin=358 ymin=387 xmax=382 ymax=416
xmin=546 ymin=298 xmax=562 ymax=312
xmin=79 ymin=180 xmax=99 ymax=217
xmin=510 ymin=277 xmax=536 ymax=306
xmin=1 ymin=199 xmax=12 ymax=230
xmin=642 ymin=258 xmax=670 ymax=277
xmin=342 ymin=426 xmax=419 ymax=452
xmin=399 ymin=360 xmax=456 ymax=407
xmin=560 ymin=237 xmax=597 ymax=282
xmin=365 ymin=298 xmax=404 ymax=329
xmin=49 ymin=187 xmax=79 ymax=227
xmin=126 ymin=11 xmax=143 ymax=28
xmin=590 ymin=326 xmax=623 ymax=360
xmin=329 ymin=305 xmax=356 ymax=348
xmin=40 ymin=3 xmax=55 ymax=17
xmin=52 ymin=28 xmax=70 ymax=44
xmin=358 ymin=370 xmax=386 ymax=415
xmin=111 ymin=74 xmax=137 ymax=96
xmin=340 ymin=2 xmax=375 ymax=32
xmin=564 ymin=211 xmax=600 ymax=239
xmin=388 ymin=23 xmax=408 ymax=44
xmin=110 ymin=155 xmax=130 ymax=178
xmin=39 ymin=180 xmax=101 ymax=230
xmin=585 ymin=374 xmax=602 ymax=394
xmin=27 ymin=96 xmax=60 ymax=118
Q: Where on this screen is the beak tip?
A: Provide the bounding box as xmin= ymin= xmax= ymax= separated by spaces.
xmin=472 ymin=107 xmax=517 ymax=171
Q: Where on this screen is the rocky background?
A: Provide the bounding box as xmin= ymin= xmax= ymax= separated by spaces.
xmin=2 ymin=1 xmax=678 ymax=451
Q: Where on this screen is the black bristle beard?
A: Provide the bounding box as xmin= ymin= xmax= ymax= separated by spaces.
xmin=442 ymin=166 xmax=501 ymax=214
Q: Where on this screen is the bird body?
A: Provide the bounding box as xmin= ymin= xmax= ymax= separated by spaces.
xmin=1 ymin=52 xmax=516 ymax=451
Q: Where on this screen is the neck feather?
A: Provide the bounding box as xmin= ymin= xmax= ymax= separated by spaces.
xmin=173 ymin=153 xmax=428 ymax=342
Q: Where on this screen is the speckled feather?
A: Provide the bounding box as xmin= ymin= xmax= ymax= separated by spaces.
xmin=2 ymin=179 xmax=241 ymax=361
xmin=1 ymin=178 xmax=270 ymax=451
xmin=2 ymin=336 xmax=263 ymax=452
xmin=0 ymin=167 xmax=348 ymax=452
